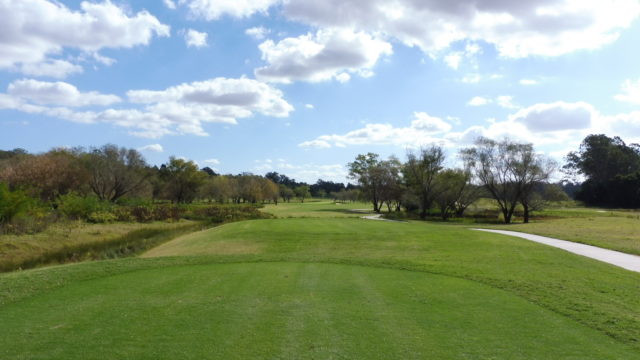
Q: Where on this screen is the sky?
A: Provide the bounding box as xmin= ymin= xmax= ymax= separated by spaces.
xmin=1 ymin=0 xmax=640 ymax=183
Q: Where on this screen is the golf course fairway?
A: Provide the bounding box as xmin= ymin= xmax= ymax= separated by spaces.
xmin=1 ymin=216 xmax=639 ymax=359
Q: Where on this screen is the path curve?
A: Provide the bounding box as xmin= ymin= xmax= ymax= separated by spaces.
xmin=473 ymin=229 xmax=640 ymax=273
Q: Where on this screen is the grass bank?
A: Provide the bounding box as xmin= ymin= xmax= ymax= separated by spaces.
xmin=0 ymin=221 xmax=204 ymax=272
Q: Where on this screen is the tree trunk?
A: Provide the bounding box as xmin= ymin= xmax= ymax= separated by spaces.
xmin=523 ymin=203 xmax=530 ymax=223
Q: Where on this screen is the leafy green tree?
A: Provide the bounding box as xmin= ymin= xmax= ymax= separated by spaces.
xmin=565 ymin=134 xmax=640 ymax=207
xmin=294 ymin=185 xmax=311 ymax=202
xmin=403 ymin=147 xmax=445 ymax=219
xmin=279 ymin=184 xmax=295 ymax=203
xmin=160 ymin=157 xmax=206 ymax=203
xmin=348 ymin=153 xmax=385 ymax=212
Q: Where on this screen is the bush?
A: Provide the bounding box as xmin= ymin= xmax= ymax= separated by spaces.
xmin=152 ymin=204 xmax=182 ymax=221
xmin=186 ymin=204 xmax=272 ymax=223
xmin=130 ymin=206 xmax=153 ymax=223
xmin=0 ymin=183 xmax=32 ymax=226
xmin=87 ymin=211 xmax=117 ymax=223
xmin=57 ymin=193 xmax=108 ymax=220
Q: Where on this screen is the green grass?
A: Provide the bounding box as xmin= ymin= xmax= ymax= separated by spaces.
xmin=481 ymin=216 xmax=640 ymax=255
xmin=1 ymin=199 xmax=640 ymax=358
xmin=1 ymin=261 xmax=635 ymax=359
xmin=262 ymin=199 xmax=373 ymax=218
xmin=142 ymin=218 xmax=640 ymax=352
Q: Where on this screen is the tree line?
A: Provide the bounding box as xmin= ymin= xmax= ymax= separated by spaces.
xmin=348 ymin=137 xmax=561 ymax=223
xmin=564 ymin=134 xmax=640 ymax=208
xmin=0 ymin=145 xmax=354 ymax=207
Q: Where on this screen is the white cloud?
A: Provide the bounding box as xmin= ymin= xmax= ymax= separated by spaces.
xmin=496 ymin=95 xmax=518 ymax=109
xmin=509 ymin=101 xmax=596 ymax=132
xmin=138 ymin=144 xmax=164 ymax=152
xmin=467 ymin=95 xmax=518 ymax=108
xmin=163 ymin=0 xmax=177 ymax=10
xmin=17 ymin=59 xmax=83 ymax=79
xmin=467 ymin=96 xmax=490 ymax=106
xmin=443 ymin=43 xmax=482 ymax=70
xmin=520 ymin=79 xmax=539 ymax=86
xmin=178 ymin=0 xmax=278 ymax=20
xmin=282 ymin=0 xmax=640 ymax=58
xmin=0 ymin=77 xmax=293 ymax=139
xmin=305 ymin=104 xmax=315 ymax=109
xmin=614 ymin=78 xmax=640 ymax=104
xmin=175 ymin=0 xmax=640 ymax=59
xmin=444 ymin=53 xmax=462 ymax=70
xmin=460 ymin=73 xmax=503 ymax=84
xmin=300 ymin=112 xmax=451 ymax=149
xmin=0 ymin=0 xmax=170 ymax=76
xmin=298 ymin=101 xmax=640 ymax=155
xmin=245 ymin=27 xmax=271 ymax=40
xmin=204 ymin=158 xmax=220 ymax=164
xmin=255 ymin=28 xmax=392 ymax=83
xmin=184 ymin=29 xmax=208 ymax=48
xmin=7 ymin=79 xmax=121 ymax=107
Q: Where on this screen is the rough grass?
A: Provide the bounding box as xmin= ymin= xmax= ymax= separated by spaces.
xmin=1 ymin=262 xmax=636 ymax=359
xmin=0 ymin=221 xmax=200 ymax=272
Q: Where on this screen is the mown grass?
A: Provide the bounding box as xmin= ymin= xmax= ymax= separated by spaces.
xmin=262 ymin=199 xmax=373 ymax=218
xmin=1 ymin=200 xmax=639 ymax=358
xmin=144 ymin=218 xmax=640 ymax=349
xmin=481 ymin=216 xmax=640 ymax=255
xmin=1 ymin=261 xmax=636 ymax=359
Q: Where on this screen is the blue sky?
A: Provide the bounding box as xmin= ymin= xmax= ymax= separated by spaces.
xmin=2 ymin=0 xmax=640 ymax=183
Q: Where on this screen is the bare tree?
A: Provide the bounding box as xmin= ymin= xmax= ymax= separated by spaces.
xmin=461 ymin=137 xmax=554 ymax=224
xmin=84 ymin=145 xmax=150 ymax=202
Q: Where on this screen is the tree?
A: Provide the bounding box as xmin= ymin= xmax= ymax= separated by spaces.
xmin=377 ymin=157 xmax=404 ymax=212
xmin=461 ymin=137 xmax=554 ymax=224
xmin=564 ymin=134 xmax=640 ymax=207
xmin=201 ymin=167 xmax=218 ymax=176
xmin=160 ymin=157 xmax=206 ymax=203
xmin=516 ymin=155 xmax=556 ymax=223
xmin=348 ymin=153 xmax=385 ymax=212
xmin=294 ymin=185 xmax=311 ymax=202
xmin=84 ymin=145 xmax=150 ymax=202
xmin=0 ymin=148 xmax=87 ymax=202
xmin=200 ymin=175 xmax=233 ymax=203
xmin=261 ymin=178 xmax=280 ymax=204
xmin=279 ymin=184 xmax=294 ymax=202
xmin=403 ymin=147 xmax=445 ymax=219
xmin=434 ymin=169 xmax=470 ymax=220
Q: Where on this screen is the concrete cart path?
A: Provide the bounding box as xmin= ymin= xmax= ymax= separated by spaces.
xmin=473 ymin=229 xmax=640 ymax=273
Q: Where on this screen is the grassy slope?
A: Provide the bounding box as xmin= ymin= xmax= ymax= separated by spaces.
xmin=1 ymin=262 xmax=635 ymax=360
xmin=144 ymin=218 xmax=640 ymax=350
xmin=0 ymin=220 xmax=198 ymax=271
